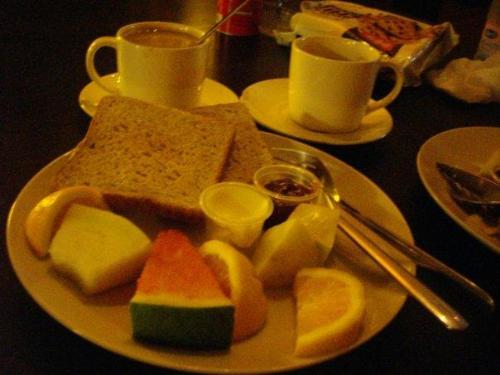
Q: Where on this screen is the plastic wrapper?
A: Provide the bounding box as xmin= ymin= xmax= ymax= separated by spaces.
xmin=289 ymin=1 xmax=459 ymax=86
xmin=428 ymin=52 xmax=500 ymax=103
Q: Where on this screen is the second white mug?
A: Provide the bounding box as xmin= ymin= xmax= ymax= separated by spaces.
xmin=289 ymin=36 xmax=404 ymax=133
xmin=86 ymin=21 xmax=210 ymax=109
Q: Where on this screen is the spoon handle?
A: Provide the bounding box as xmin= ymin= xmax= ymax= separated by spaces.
xmin=322 ymin=191 xmax=468 ymax=330
xmin=337 ymin=213 xmax=469 ymax=330
xmin=339 ymin=200 xmax=495 ymax=309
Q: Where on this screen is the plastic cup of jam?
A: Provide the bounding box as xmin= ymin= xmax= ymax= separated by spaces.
xmin=253 ymin=164 xmax=323 ymax=225
xmin=199 ymin=182 xmax=274 ymax=249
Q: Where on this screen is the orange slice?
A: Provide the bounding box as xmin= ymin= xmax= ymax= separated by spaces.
xmin=200 ymin=240 xmax=268 ymax=341
xmin=293 ymin=268 xmax=365 ymax=357
xmin=25 ymin=186 xmax=108 ymax=258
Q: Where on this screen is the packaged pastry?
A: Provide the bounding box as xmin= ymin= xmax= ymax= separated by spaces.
xmin=289 ymin=1 xmax=459 ymax=86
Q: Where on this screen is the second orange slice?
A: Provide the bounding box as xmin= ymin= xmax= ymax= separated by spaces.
xmin=293 ymin=268 xmax=365 ymax=357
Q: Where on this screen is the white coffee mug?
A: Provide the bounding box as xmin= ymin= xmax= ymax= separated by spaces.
xmin=289 ymin=36 xmax=404 ymax=133
xmin=86 ymin=22 xmax=209 ymax=108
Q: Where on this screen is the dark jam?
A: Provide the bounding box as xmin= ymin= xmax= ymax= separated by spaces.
xmin=263 ymin=177 xmax=314 ymax=227
xmin=264 ymin=177 xmax=313 ymax=197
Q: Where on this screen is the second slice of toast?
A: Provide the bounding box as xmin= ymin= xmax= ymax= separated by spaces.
xmin=190 ymin=103 xmax=274 ymax=184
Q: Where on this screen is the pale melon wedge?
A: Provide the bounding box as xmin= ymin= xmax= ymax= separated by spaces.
xmin=288 ymin=203 xmax=340 ymax=263
xmin=252 ymin=218 xmax=322 ymax=289
xmin=49 ymin=204 xmax=150 ymax=295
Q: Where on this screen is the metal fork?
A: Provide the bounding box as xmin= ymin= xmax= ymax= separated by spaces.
xmin=272 ymin=147 xmax=494 ymax=314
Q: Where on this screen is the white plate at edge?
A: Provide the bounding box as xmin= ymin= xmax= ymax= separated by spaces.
xmin=79 ymin=73 xmax=239 ymax=117
xmin=240 ymin=79 xmax=393 ymax=145
xmin=417 ymin=126 xmax=500 ymax=254
xmin=7 ymin=132 xmax=415 ymax=373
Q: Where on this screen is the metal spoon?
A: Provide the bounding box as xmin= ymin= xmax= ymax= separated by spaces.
xmin=337 ymin=199 xmax=495 ymax=309
xmin=197 ymin=0 xmax=251 ymax=44
xmin=272 ymin=147 xmax=494 ymax=309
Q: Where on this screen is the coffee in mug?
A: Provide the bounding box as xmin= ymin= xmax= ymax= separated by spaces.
xmin=289 ymin=36 xmax=404 ymax=133
xmin=123 ymin=27 xmax=197 ymax=48
xmin=86 ymin=22 xmax=209 ymax=108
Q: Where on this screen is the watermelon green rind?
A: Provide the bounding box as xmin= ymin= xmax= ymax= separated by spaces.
xmin=131 ymin=292 xmax=234 ymax=307
xmin=130 ymin=302 xmax=235 ymax=350
xmin=129 ymin=229 xmax=236 ymax=350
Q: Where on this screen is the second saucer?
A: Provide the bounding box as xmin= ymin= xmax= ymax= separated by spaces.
xmin=240 ymin=79 xmax=393 ymax=146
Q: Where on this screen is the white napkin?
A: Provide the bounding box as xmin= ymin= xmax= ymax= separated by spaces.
xmin=428 ymin=52 xmax=500 ymax=103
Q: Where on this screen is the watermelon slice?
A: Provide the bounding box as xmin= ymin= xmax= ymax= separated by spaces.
xmin=130 ymin=229 xmax=235 ymax=350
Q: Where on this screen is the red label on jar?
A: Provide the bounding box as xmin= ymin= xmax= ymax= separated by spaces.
xmin=217 ymin=0 xmax=263 ymax=36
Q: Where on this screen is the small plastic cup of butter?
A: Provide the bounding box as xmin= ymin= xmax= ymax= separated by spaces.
xmin=199 ymin=182 xmax=274 ymax=249
xmin=253 ymin=164 xmax=323 ymax=224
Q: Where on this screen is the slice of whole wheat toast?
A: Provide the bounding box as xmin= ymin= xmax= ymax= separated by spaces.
xmin=190 ymin=103 xmax=274 ymax=184
xmin=52 ymin=96 xmax=235 ymax=222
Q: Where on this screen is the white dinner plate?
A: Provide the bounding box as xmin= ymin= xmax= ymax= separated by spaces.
xmin=7 ymin=132 xmax=415 ymax=373
xmin=240 ymin=79 xmax=393 ymax=145
xmin=417 ymin=126 xmax=500 ymax=254
xmin=79 ymin=73 xmax=239 ymax=117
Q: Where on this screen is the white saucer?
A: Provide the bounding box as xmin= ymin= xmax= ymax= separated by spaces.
xmin=240 ymin=78 xmax=393 ymax=145
xmin=79 ymin=73 xmax=239 ymax=117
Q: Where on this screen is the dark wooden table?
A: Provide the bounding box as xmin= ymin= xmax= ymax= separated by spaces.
xmin=2 ymin=1 xmax=499 ymax=374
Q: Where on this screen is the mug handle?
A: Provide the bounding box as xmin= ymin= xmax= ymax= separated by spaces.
xmin=366 ymin=61 xmax=404 ymax=114
xmin=85 ymin=37 xmax=119 ymax=94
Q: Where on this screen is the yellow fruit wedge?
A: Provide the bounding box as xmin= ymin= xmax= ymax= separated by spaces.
xmin=49 ymin=204 xmax=150 ymax=295
xmin=288 ymin=203 xmax=340 ymax=263
xmin=293 ymin=268 xmax=365 ymax=357
xmin=25 ymin=186 xmax=108 ymax=258
xmin=252 ymin=218 xmax=322 ymax=289
xmin=200 ymin=240 xmax=268 ymax=341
